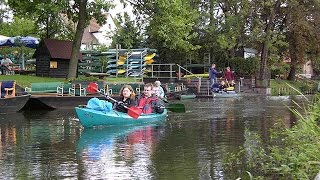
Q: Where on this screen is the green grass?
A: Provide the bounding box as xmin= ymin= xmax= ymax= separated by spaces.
xmin=270 ymin=79 xmax=317 ymax=95
xmin=0 ymin=75 xmax=64 ymax=88
xmin=0 ymin=75 xmax=142 ymax=88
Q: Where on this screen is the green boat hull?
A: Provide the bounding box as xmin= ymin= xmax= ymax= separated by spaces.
xmin=179 ymin=93 xmax=196 ymax=100
xmin=75 ymin=107 xmax=167 ymax=128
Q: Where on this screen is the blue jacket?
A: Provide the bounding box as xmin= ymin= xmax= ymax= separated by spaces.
xmin=209 ymin=67 xmax=218 ymax=80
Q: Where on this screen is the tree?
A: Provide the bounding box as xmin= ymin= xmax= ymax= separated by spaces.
xmin=9 ymin=0 xmax=114 ymax=78
xmin=128 ymin=0 xmax=200 ymax=63
xmin=0 ymin=1 xmax=11 ymax=23
xmin=111 ymin=12 xmax=143 ymax=49
xmin=0 ymin=17 xmax=36 ymax=37
xmin=286 ymin=0 xmax=320 ymax=80
xmin=215 ymin=0 xmax=251 ymax=58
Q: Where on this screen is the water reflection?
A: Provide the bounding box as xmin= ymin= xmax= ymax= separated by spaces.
xmin=0 ymin=96 xmax=310 ymax=179
xmin=77 ymin=125 xmax=166 ymax=179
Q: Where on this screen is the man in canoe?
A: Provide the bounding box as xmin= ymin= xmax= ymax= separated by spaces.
xmin=136 ymin=83 xmax=164 ymax=114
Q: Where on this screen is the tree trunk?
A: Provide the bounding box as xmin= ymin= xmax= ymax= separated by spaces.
xmin=229 ymin=47 xmax=235 ymax=58
xmin=67 ymin=0 xmax=87 ymax=79
xmin=287 ymin=35 xmax=298 ymax=81
xmin=258 ymin=0 xmax=281 ymax=80
xmin=287 ymin=63 xmax=296 ymax=81
xmin=259 ymin=39 xmax=269 ymax=80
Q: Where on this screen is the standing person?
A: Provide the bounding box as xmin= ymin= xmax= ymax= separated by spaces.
xmin=1 ymin=55 xmax=13 ymax=75
xmin=224 ymin=66 xmax=234 ymax=83
xmin=209 ymin=63 xmax=218 ymax=88
xmin=114 ymin=85 xmax=137 ymax=113
xmin=136 ymin=83 xmax=164 ymax=114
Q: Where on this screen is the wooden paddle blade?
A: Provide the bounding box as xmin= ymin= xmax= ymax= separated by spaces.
xmin=166 ymin=103 xmax=185 ymax=113
xmin=86 ymin=82 xmax=98 ymax=93
xmin=127 ymin=106 xmax=142 ymax=119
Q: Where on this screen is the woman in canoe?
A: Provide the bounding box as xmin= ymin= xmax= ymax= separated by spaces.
xmin=136 ymin=83 xmax=164 ymax=114
xmin=114 ymin=85 xmax=137 ymax=113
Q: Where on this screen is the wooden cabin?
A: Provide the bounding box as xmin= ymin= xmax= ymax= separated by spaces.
xmin=33 ymin=39 xmax=82 ymax=78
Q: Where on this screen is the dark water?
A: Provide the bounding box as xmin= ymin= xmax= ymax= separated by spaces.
xmin=0 ymin=96 xmax=310 ymax=179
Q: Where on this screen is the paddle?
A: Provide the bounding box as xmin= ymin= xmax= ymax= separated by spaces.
xmin=86 ymin=82 xmax=142 ymax=119
xmin=159 ymin=97 xmax=186 ymax=113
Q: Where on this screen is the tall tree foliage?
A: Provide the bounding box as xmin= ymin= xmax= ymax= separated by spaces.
xmin=9 ymin=0 xmax=113 ymax=78
xmin=0 ymin=17 xmax=36 ymax=37
xmin=128 ymin=0 xmax=200 ymax=63
xmin=8 ymin=0 xmax=72 ymax=39
xmin=286 ymin=0 xmax=320 ymax=80
xmin=111 ymin=13 xmax=143 ymax=49
xmin=0 ymin=1 xmax=10 ymax=23
xmin=215 ymin=0 xmax=251 ymax=58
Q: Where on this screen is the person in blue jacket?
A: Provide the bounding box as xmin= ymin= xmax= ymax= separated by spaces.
xmin=209 ymin=63 xmax=219 ymax=89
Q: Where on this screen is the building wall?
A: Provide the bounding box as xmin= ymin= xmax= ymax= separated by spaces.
xmin=35 ymin=45 xmax=50 ymax=77
xmin=36 ymin=55 xmax=50 ymax=77
xmin=302 ymin=60 xmax=313 ymax=77
xmin=49 ymin=59 xmax=70 ymax=78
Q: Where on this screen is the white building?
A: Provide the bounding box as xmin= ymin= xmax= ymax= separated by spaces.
xmin=81 ymin=0 xmax=134 ymax=50
xmin=81 ymin=13 xmax=116 ymax=50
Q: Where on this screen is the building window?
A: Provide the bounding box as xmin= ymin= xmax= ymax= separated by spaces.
xmin=50 ymin=61 xmax=58 ymax=68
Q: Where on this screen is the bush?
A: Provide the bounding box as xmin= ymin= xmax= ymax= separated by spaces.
xmin=227 ymin=57 xmax=259 ymax=76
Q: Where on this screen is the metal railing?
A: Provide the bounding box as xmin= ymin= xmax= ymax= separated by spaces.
xmin=150 ymin=63 xmax=176 ymax=78
xmin=149 ymin=63 xmax=202 ymax=79
xmin=175 ymin=64 xmax=201 ymax=80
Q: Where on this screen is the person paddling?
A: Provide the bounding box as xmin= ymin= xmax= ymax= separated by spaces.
xmin=136 ymin=83 xmax=164 ymax=114
xmin=114 ymin=85 xmax=137 ymax=113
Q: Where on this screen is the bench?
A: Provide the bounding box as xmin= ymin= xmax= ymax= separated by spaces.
xmin=25 ymin=82 xmax=63 ymax=94
xmin=0 ymin=80 xmax=16 ymax=98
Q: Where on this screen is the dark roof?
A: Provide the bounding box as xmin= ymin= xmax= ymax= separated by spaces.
xmin=82 ymin=27 xmax=99 ymax=44
xmin=45 ymin=39 xmax=73 ymax=59
xmin=34 ymin=39 xmax=82 ymax=60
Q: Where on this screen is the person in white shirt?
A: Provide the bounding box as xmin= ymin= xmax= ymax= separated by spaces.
xmin=154 ymin=81 xmax=165 ymax=98
xmin=1 ymin=55 xmax=13 ymax=75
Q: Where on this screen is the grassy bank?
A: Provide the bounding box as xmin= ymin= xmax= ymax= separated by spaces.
xmin=270 ymin=79 xmax=317 ymax=95
xmin=0 ymin=75 xmax=141 ymax=88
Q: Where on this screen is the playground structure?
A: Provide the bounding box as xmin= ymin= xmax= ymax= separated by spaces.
xmin=79 ymin=48 xmax=157 ymax=78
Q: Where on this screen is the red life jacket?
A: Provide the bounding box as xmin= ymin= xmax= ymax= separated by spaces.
xmin=138 ymin=96 xmax=157 ymax=114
